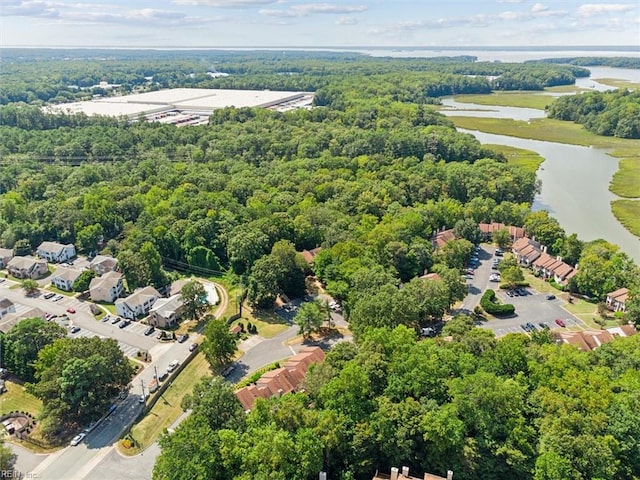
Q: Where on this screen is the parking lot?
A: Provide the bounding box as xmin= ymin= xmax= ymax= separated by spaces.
xmin=480 ymin=287 xmax=584 ymax=336
xmin=0 ymin=281 xmax=161 ymax=358
xmin=460 ymin=244 xmax=584 ymax=337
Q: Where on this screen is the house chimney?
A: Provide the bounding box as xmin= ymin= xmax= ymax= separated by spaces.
xmin=402 ymin=467 xmax=410 ymax=477
xmin=447 ymin=471 xmax=454 ymax=480
xmin=390 ymin=467 xmax=399 ymax=480
xmin=319 ymin=472 xmax=327 ymax=480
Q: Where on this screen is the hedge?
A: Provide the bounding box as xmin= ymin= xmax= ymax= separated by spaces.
xmin=481 ymin=289 xmax=515 ymax=315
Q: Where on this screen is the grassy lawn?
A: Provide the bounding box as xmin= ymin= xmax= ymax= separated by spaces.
xmin=45 ymin=285 xmax=75 ymax=296
xmin=96 ymin=303 xmax=117 ymax=315
xmin=545 ymin=85 xmax=588 ymax=93
xmin=0 ymin=380 xmax=43 ymax=417
xmin=594 ymin=78 xmax=640 ymax=90
xmin=611 ymin=200 xmax=640 ymax=237
xmin=120 ymin=352 xmax=212 ymax=455
xmin=454 ymin=92 xmax=553 ymax=110
xmin=485 ymin=144 xmax=545 ymax=174
xmin=240 ymin=303 xmax=289 ymax=338
xmin=450 ymin=116 xmax=640 ymax=151
xmin=610 ymin=158 xmax=640 ymax=198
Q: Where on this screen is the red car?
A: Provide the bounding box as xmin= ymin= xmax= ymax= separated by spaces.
xmin=555 ymin=318 xmax=566 ymax=327
xmin=66 ymin=307 xmax=76 ymax=314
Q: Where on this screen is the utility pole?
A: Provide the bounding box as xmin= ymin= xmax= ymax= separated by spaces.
xmin=140 ymin=379 xmax=145 ymax=398
xmin=154 ymin=365 xmax=159 ymax=382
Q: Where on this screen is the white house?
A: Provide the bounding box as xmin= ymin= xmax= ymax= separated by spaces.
xmin=37 ymin=242 xmax=76 ymax=263
xmin=89 ymin=255 xmax=118 ymax=276
xmin=606 ymin=288 xmax=629 ymax=312
xmin=116 ymin=286 xmax=160 ymax=319
xmin=148 ymin=294 xmax=184 ymax=329
xmin=51 ymin=267 xmax=83 ymax=292
xmin=6 ymin=257 xmax=48 ymax=279
xmin=89 ymin=271 xmax=124 ymax=303
xmin=0 ymin=248 xmax=14 ymax=269
xmin=0 ymin=298 xmax=15 ymax=318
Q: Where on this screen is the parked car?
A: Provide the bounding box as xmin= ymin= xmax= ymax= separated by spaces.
xmin=495 ymin=249 xmax=504 ymax=256
xmin=158 ymin=371 xmax=168 ymax=382
xmin=221 ymin=365 xmax=236 ymax=377
xmin=111 ymin=316 xmax=121 ymax=324
xmin=177 ymin=334 xmax=189 ymax=343
xmin=506 ymin=290 xmax=514 ymax=297
xmin=545 ymin=294 xmax=556 ymax=300
xmin=189 ymin=343 xmax=198 ymax=352
xmin=52 ymin=295 xmax=63 ymax=302
xmin=521 ymin=323 xmax=530 ymax=332
xmin=118 ymin=319 xmax=130 ymax=329
xmin=144 ymin=326 xmax=155 ymax=336
xmin=156 ymin=331 xmax=165 ymax=340
xmin=66 ymin=307 xmax=76 ymax=314
xmin=70 ymin=433 xmax=86 ymax=446
xmin=526 ymin=322 xmax=537 ymax=331
xmin=138 ymin=394 xmax=147 ymax=404
xmin=44 ymin=292 xmax=56 ymax=299
xmin=167 ymin=360 xmax=179 ymax=372
xmin=70 ymin=326 xmax=81 ymax=334
xmin=539 ymin=322 xmax=550 ymax=329
xmin=102 ymin=315 xmax=112 ymax=323
xmin=555 ymin=318 xmax=566 ymax=327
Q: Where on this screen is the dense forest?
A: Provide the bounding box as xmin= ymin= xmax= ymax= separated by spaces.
xmin=1 ymin=49 xmax=590 ymax=105
xmin=154 ymin=323 xmax=640 ymax=480
xmin=2 ymin=51 xmax=640 ymax=479
xmin=527 ymin=56 xmax=640 ymax=69
xmin=547 ymin=89 xmax=640 ymax=139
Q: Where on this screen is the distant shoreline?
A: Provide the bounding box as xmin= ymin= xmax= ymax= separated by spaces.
xmin=2 ymin=45 xmax=638 ymax=52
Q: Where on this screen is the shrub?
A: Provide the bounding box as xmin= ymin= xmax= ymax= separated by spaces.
xmin=480 ymin=289 xmax=515 ymax=316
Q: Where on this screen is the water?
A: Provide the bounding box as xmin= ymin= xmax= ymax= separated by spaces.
xmin=440 ymin=97 xmax=547 ymax=121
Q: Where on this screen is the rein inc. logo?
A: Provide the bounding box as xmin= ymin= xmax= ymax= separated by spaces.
xmin=1 ymin=471 xmax=38 ymax=478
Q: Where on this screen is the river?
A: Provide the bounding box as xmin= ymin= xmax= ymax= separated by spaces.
xmin=438 ymin=79 xmax=640 ymax=262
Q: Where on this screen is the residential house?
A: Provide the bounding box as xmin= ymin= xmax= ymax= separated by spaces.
xmin=419 ymin=272 xmax=441 ymax=281
xmin=606 ymin=324 xmax=637 ymax=337
xmin=115 ymin=286 xmax=160 ymax=319
xmin=512 ymin=237 xmax=542 ymax=264
xmin=478 ymin=223 xmax=526 ymax=243
xmin=552 ymin=263 xmax=576 ymax=287
xmin=0 ymin=308 xmax=45 ymax=334
xmin=0 ymin=248 xmax=14 ymax=269
xmin=300 ymin=247 xmax=322 ymax=264
xmin=558 ymin=328 xmax=636 ymax=352
xmin=235 ymin=346 xmax=325 ymax=412
xmin=432 ymin=229 xmax=456 ymax=249
xmin=372 ymin=466 xmax=453 ymax=480
xmin=36 ymin=242 xmax=76 ymax=263
xmin=148 ymin=294 xmax=184 ymax=329
xmin=0 ymin=298 xmax=15 ymax=318
xmin=6 ymin=257 xmax=48 ymax=279
xmin=51 ymin=267 xmax=83 ymax=292
xmin=89 ymin=271 xmax=124 ymax=303
xmin=89 ymin=255 xmax=118 ymax=275
xmin=606 ymin=288 xmax=629 ymax=312
xmin=532 ymin=253 xmax=562 ymax=278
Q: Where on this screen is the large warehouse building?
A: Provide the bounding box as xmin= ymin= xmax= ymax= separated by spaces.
xmin=46 ymin=88 xmax=314 ymax=126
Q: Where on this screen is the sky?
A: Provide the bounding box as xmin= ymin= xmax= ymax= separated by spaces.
xmin=1 ymin=0 xmax=639 ymax=48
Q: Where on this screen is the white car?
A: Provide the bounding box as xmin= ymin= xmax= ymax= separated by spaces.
xmin=167 ymin=360 xmax=179 ymax=372
xmin=70 ymin=432 xmax=86 ymax=446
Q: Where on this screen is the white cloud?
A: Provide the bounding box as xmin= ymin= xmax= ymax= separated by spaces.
xmin=531 ymin=3 xmax=548 ymax=13
xmin=577 ymin=3 xmax=636 ymax=16
xmin=260 ymin=3 xmax=367 ymax=18
xmin=497 ymin=0 xmax=524 ymax=3
xmin=172 ymin=0 xmax=276 ymax=7
xmin=336 ymin=16 xmax=357 ymax=25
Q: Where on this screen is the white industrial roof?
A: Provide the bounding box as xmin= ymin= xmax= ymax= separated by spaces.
xmin=46 ymin=88 xmax=313 ymax=119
